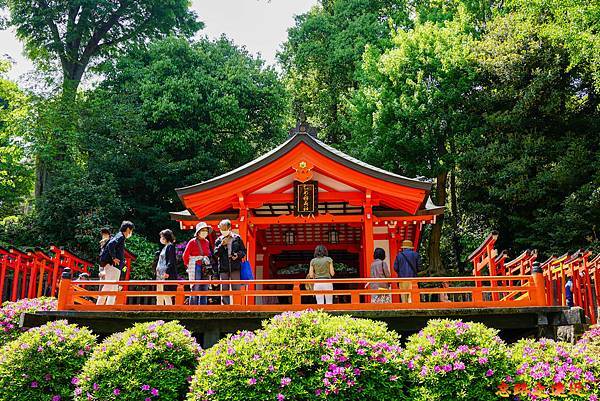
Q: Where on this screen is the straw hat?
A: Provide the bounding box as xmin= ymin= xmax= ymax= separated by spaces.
xmin=194 ymin=222 xmax=211 ymax=236
xmin=401 ymin=240 xmax=413 ymax=249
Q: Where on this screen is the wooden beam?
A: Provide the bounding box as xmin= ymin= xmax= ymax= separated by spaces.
xmin=249 ymin=214 xmax=364 ymax=226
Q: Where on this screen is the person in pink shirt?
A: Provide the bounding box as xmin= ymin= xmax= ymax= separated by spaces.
xmin=182 ymin=222 xmax=213 ymax=305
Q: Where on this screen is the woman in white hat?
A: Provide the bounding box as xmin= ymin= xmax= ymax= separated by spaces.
xmin=182 ymin=222 xmax=213 ymax=305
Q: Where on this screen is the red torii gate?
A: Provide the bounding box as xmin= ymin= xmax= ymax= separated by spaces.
xmin=469 ymin=232 xmax=599 ymax=324
xmin=0 ymin=245 xmax=136 ymax=303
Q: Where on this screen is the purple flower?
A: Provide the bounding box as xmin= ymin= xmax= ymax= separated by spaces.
xmin=113 ymin=388 xmax=120 ymax=396
xmin=71 ymin=377 xmax=79 ymax=385
xmin=166 ymin=341 xmax=173 ymax=348
xmin=30 ymin=381 xmax=38 ymax=388
xmin=486 ymin=369 xmax=494 ymax=377
xmin=453 ymin=362 xmax=465 ymax=371
xmin=141 ymin=384 xmax=150 ymax=391
xmin=248 ymin=378 xmax=257 ymax=385
xmin=280 ymin=377 xmax=291 ymax=387
xmin=52 ymin=396 xmax=61 ymax=401
xmin=151 ymin=388 xmax=159 ymax=396
xmin=277 ymin=394 xmax=285 ymax=401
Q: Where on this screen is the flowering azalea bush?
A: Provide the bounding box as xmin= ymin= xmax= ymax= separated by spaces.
xmin=403 ymin=319 xmax=511 ymax=401
xmin=503 ymin=338 xmax=599 ymax=400
xmin=0 ymin=320 xmax=96 ymax=401
xmin=577 ymin=325 xmax=600 ymax=359
xmin=0 ymin=297 xmax=57 ymax=345
xmin=76 ymin=320 xmax=201 ymax=401
xmin=189 ymin=310 xmax=409 ymax=401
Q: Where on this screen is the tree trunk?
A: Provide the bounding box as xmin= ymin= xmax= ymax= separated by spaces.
xmin=427 ymin=170 xmax=447 ymax=276
xmin=34 ymin=156 xmax=48 ymax=198
xmin=35 ymin=64 xmax=84 ymax=198
xmin=450 ymin=168 xmax=462 ymax=273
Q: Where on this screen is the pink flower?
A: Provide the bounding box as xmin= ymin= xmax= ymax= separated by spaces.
xmin=151 ymin=388 xmax=159 ymax=396
xmin=280 ymin=377 xmax=291 ymax=387
xmin=113 ymin=388 xmax=120 ymax=395
xmin=486 ymin=369 xmax=494 ymax=377
xmin=71 ymin=377 xmax=79 ymax=385
xmin=141 ymin=384 xmax=150 ymax=391
xmin=248 ymin=378 xmax=257 ymax=385
xmin=30 ymin=381 xmax=38 ymax=388
xmin=277 ymin=394 xmax=285 ymax=401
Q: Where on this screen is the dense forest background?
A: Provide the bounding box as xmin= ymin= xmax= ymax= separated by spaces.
xmin=0 ymin=0 xmax=598 ymax=276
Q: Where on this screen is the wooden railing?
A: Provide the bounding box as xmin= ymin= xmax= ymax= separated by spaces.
xmin=0 ymin=245 xmax=136 ymax=302
xmin=57 ymin=272 xmax=548 ymax=312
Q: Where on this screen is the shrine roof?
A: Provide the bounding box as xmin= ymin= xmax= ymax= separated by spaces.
xmin=176 ymin=129 xmax=432 ymax=197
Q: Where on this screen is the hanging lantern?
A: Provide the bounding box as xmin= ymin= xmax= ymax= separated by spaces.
xmin=328 ymin=229 xmax=339 ymax=244
xmin=284 ymin=231 xmax=295 ymax=245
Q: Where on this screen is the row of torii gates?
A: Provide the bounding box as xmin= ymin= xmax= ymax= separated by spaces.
xmin=470 ymin=232 xmax=599 ymax=324
xmin=0 ymin=245 xmax=136 ymax=303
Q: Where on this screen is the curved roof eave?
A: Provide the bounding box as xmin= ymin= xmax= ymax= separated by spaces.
xmin=176 ymin=133 xmax=433 ymax=198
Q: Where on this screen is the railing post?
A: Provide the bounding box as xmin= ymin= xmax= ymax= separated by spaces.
xmin=532 ymin=262 xmax=546 ymax=306
xmin=115 ymin=279 xmax=126 ymax=306
xmin=292 ymin=283 xmax=301 ymax=306
xmin=57 ymin=268 xmax=72 ymax=310
xmin=175 ymin=284 xmax=185 ymax=306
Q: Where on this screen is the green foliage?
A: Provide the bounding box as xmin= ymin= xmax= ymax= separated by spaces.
xmin=279 ymin=0 xmax=411 ymax=143
xmin=460 ymin=2 xmax=600 ymax=254
xmin=0 ymin=297 xmax=57 ymax=346
xmin=76 ymin=320 xmax=200 ymax=401
xmin=126 ymin=234 xmax=159 ymax=280
xmin=82 ymin=36 xmax=289 ymax=238
xmin=0 ymin=320 xmax=96 ymax=401
xmin=403 ymin=319 xmax=511 ymax=400
xmin=189 ymin=310 xmax=409 ymax=400
xmin=506 ymin=338 xmax=599 ymax=399
xmin=2 ymin=0 xmax=202 ymax=96
xmin=0 ymin=61 xmax=32 ymax=218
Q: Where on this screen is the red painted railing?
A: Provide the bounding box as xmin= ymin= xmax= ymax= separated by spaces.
xmin=57 ymin=274 xmax=548 ymax=312
xmin=469 ymin=234 xmax=600 ymax=324
xmin=0 ymin=245 xmax=136 ymax=302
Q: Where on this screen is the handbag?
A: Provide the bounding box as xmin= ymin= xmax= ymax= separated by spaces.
xmin=305 ymin=273 xmax=315 ymax=291
xmin=240 ymin=260 xmax=254 ymax=280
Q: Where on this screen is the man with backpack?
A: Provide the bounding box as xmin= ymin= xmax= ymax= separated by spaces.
xmin=97 ymin=221 xmax=134 ymax=305
xmin=393 ymin=240 xmax=422 ymax=303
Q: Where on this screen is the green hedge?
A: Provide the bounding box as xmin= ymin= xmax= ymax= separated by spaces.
xmin=0 ymin=297 xmax=57 ymax=346
xmin=403 ymin=319 xmax=511 ymax=401
xmin=75 ymin=320 xmax=201 ymax=401
xmin=505 ymin=338 xmax=599 ymax=400
xmin=188 ymin=310 xmax=409 ymax=401
xmin=0 ymin=320 xmax=96 ymax=401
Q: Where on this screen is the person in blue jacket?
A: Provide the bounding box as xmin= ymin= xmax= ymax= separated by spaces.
xmin=393 ymin=240 xmax=421 ymax=303
xmin=97 ymin=221 xmax=134 ymax=305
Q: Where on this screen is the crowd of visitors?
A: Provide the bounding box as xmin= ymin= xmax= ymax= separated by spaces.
xmin=93 ymin=220 xmax=424 ymax=306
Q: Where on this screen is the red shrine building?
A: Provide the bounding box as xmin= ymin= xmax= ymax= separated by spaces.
xmin=171 ymin=124 xmax=443 ymax=281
